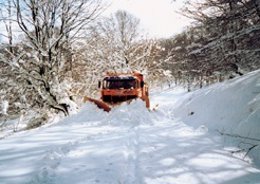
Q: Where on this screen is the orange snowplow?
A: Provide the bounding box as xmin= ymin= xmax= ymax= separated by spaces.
xmin=84 ymin=71 xmax=150 ymax=112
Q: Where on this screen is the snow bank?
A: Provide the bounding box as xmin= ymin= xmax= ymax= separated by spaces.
xmin=167 ymin=70 xmax=260 ymax=165
xmin=171 ymin=70 xmax=260 ymax=138
xmin=60 ymin=98 xmax=154 ymax=128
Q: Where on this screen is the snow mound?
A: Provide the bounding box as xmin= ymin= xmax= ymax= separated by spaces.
xmin=60 ymin=99 xmax=154 ymax=127
xmin=166 ymin=70 xmax=260 ymax=165
xmin=171 ymin=70 xmax=260 ymax=137
xmin=107 ymin=100 xmax=153 ymax=127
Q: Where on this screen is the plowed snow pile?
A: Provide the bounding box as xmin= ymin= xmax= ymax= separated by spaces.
xmin=0 ymin=70 xmax=260 ymax=184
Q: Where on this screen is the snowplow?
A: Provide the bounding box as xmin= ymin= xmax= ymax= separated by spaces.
xmin=84 ymin=71 xmax=150 ymax=112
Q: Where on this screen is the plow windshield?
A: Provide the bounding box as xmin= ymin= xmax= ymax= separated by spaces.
xmin=103 ymin=78 xmax=136 ymax=89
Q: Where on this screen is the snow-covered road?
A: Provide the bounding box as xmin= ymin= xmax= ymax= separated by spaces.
xmin=1 ymin=72 xmax=260 ymax=184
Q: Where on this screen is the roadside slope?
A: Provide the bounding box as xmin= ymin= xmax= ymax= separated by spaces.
xmin=154 ymin=70 xmax=260 ymax=167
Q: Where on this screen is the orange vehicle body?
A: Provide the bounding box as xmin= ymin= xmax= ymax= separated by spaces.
xmin=84 ymin=71 xmax=150 ymax=112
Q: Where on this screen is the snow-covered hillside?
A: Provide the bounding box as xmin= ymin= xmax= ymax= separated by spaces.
xmin=169 ymin=70 xmax=260 ymax=166
xmin=0 ymin=70 xmax=260 ymax=184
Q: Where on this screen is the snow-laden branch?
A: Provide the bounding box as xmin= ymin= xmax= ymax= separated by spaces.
xmin=217 ymin=130 xmax=260 ymax=142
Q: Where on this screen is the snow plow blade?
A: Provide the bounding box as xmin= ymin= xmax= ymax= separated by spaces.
xmin=84 ymin=96 xmax=111 ymax=112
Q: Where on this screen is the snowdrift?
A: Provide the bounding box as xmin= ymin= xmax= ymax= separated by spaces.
xmin=168 ymin=70 xmax=260 ymax=165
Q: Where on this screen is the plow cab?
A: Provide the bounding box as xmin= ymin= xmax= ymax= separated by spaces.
xmin=84 ymin=71 xmax=150 ymax=112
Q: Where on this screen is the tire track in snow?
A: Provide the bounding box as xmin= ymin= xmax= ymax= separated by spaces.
xmin=28 ymin=135 xmax=95 ymax=184
xmin=28 ymin=141 xmax=77 ymax=184
xmin=121 ymin=126 xmax=143 ymax=184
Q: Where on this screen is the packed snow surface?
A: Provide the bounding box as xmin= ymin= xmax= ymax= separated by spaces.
xmin=1 ymin=70 xmax=260 ymax=184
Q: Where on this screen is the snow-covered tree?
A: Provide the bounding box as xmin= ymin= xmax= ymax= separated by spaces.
xmin=183 ymin=0 xmax=260 ymax=73
xmin=0 ymin=0 xmax=105 ymax=115
xmin=161 ymin=0 xmax=260 ymax=91
xmin=77 ymin=10 xmax=166 ymax=91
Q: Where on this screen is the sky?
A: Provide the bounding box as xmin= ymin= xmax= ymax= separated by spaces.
xmin=0 ymin=0 xmax=192 ymax=41
xmin=104 ymin=0 xmax=192 ymax=38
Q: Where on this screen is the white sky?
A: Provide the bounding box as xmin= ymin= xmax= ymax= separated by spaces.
xmin=104 ymin=0 xmax=192 ymax=38
xmin=0 ymin=0 xmax=192 ymax=41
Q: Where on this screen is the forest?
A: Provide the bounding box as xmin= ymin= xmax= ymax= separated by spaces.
xmin=0 ymin=0 xmax=260 ymax=126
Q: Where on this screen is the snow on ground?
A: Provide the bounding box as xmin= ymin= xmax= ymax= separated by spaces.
xmin=0 ymin=70 xmax=260 ymax=184
xmin=169 ymin=69 xmax=260 ymax=166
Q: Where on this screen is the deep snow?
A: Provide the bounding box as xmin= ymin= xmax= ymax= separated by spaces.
xmin=0 ymin=70 xmax=260 ymax=184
